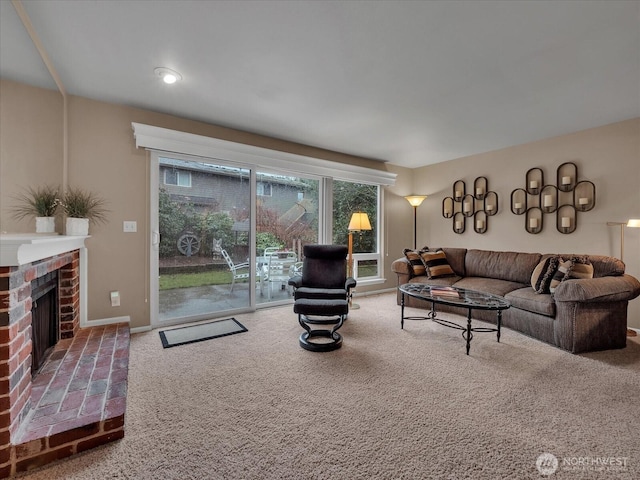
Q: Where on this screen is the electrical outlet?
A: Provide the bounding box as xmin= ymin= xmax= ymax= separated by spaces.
xmin=110 ymin=291 xmax=121 ymax=307
xmin=123 ymin=221 xmax=137 ymax=233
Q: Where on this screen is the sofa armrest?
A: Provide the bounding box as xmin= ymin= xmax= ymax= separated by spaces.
xmin=553 ymin=274 xmax=640 ymax=303
xmin=391 ymin=257 xmax=412 ymax=276
xmin=391 ymin=257 xmax=414 ymax=289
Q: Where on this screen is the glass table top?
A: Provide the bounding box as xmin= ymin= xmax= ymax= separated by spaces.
xmin=399 ymin=284 xmax=510 ymax=311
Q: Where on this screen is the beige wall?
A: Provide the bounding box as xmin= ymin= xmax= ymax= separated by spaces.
xmin=0 ymin=80 xmax=406 ymax=329
xmin=2 ymin=79 xmax=637 ymax=329
xmin=0 ymin=80 xmax=64 ymax=232
xmin=408 ymin=118 xmax=640 ymax=328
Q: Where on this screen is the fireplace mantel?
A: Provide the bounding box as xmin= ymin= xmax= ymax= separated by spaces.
xmin=0 ymin=234 xmax=89 ymax=266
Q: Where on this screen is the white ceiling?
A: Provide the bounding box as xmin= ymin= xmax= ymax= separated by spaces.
xmin=1 ymin=0 xmax=638 ymax=168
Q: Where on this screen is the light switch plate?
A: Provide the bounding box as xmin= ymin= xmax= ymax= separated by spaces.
xmin=123 ymin=221 xmax=137 ymax=233
xmin=110 ymin=291 xmax=120 ymax=307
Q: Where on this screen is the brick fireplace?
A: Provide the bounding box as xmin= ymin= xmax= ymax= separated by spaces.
xmin=0 ymin=235 xmax=129 ymax=477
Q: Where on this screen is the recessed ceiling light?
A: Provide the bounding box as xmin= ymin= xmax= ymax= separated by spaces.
xmin=154 ymin=67 xmax=182 ymax=84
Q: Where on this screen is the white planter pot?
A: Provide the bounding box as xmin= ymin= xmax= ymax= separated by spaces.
xmin=66 ymin=217 xmax=89 ymax=236
xmin=35 ymin=216 xmax=56 ymax=233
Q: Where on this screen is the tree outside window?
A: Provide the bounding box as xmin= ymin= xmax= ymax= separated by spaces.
xmin=332 ymin=180 xmax=378 ymax=253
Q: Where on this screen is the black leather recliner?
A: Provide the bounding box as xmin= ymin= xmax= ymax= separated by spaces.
xmin=288 ymin=244 xmax=356 ymax=351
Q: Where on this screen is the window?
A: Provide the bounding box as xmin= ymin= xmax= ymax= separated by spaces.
xmin=332 ymin=180 xmax=380 ymax=280
xmin=164 ymin=169 xmax=191 ymax=187
xmin=135 ymin=122 xmax=396 ymax=302
xmin=257 ymin=182 xmax=272 ymax=196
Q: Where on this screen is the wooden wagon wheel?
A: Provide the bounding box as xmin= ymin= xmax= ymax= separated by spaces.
xmin=177 ymin=232 xmax=200 ymax=256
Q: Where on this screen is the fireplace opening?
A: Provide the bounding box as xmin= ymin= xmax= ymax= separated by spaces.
xmin=31 ymin=270 xmax=59 ymax=375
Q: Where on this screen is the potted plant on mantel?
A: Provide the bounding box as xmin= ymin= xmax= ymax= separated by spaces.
xmin=11 ymin=185 xmax=59 ymax=233
xmin=59 ymin=187 xmax=108 ymax=236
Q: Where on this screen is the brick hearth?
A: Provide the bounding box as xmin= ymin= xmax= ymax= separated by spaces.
xmin=0 ymin=248 xmax=130 ymax=477
xmin=12 ymin=324 xmax=129 ymax=475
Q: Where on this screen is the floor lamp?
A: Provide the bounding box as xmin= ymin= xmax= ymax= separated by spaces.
xmin=607 ymin=219 xmax=640 ymax=337
xmin=404 ymin=195 xmax=428 ymax=250
xmin=348 ymin=212 xmax=372 ymax=309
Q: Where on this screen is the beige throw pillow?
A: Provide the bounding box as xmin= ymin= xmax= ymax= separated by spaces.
xmin=420 ymin=250 xmax=455 ymax=278
xmin=403 ymin=248 xmax=427 ymax=277
xmin=566 ymin=256 xmax=594 ymax=280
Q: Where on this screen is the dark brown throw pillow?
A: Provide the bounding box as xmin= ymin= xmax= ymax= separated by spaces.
xmin=531 ymin=256 xmax=560 ymax=294
xmin=549 ymin=258 xmax=573 ymax=293
xmin=403 ymin=248 xmax=427 ymax=276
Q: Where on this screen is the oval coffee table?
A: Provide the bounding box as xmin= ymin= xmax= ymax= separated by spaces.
xmin=399 ymin=284 xmax=511 ymax=355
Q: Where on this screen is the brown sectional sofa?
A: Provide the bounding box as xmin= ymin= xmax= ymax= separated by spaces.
xmin=391 ymin=248 xmax=640 ymax=353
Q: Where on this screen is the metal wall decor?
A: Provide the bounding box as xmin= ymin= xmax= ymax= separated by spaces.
xmin=442 ymin=177 xmax=499 ymax=234
xmin=511 ymin=162 xmax=596 ymax=234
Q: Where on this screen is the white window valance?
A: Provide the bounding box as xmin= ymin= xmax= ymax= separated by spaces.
xmin=132 ymin=123 xmax=396 ymax=186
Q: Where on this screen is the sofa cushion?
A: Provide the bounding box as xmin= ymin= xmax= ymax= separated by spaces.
xmin=440 ymin=247 xmax=467 ymax=276
xmin=420 ymin=250 xmax=455 ymax=278
xmin=465 ymin=249 xmax=542 ymax=284
xmin=407 ymin=275 xmax=461 ymax=287
xmin=505 ymin=287 xmax=556 ymax=317
xmin=454 ymin=277 xmax=527 ymax=297
xmin=403 ymin=248 xmax=427 ymax=276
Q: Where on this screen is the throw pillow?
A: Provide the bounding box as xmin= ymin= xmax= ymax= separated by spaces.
xmin=531 ymin=256 xmax=560 ymax=294
xmin=420 ymin=250 xmax=455 ymax=278
xmin=565 ymin=256 xmax=594 ymax=280
xmin=549 ymin=258 xmax=574 ymax=293
xmin=403 ymin=248 xmax=427 ymax=277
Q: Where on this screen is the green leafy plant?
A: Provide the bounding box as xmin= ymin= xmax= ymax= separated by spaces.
xmin=58 ymin=187 xmax=108 ymax=223
xmin=12 ymin=185 xmax=60 ymax=219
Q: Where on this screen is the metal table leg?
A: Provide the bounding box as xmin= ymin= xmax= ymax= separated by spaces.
xmin=401 ymin=291 xmax=405 ymax=329
xmin=465 ymin=308 xmax=473 ymax=355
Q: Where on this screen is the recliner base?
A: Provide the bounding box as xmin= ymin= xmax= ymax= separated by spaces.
xmin=299 ymin=329 xmax=343 ymax=352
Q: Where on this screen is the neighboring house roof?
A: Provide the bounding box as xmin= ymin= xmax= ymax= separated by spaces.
xmin=159 ymin=157 xmax=310 ymax=189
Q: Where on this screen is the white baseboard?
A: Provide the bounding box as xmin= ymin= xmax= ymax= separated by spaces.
xmin=354 ymin=287 xmax=397 ymax=297
xmin=629 ymin=327 xmax=640 ymax=335
xmin=98 ymin=289 xmax=398 ymax=333
xmin=81 ymin=315 xmax=130 ymax=328
xmin=130 ymin=325 xmax=153 ymax=334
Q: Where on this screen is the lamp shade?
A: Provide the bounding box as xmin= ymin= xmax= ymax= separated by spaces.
xmin=348 ymin=212 xmax=372 ymax=231
xmin=404 ymin=195 xmax=427 ymax=207
xmin=627 ymin=219 xmax=640 ymax=228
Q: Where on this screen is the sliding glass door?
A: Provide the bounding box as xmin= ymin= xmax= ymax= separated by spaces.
xmin=152 ymin=154 xmax=254 ymax=327
xmin=255 ymin=171 xmax=319 ymax=304
xmin=148 ymin=151 xmax=383 ymax=327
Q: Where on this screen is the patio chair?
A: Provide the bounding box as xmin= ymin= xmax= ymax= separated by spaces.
xmin=263 ymin=246 xmax=281 ymax=257
xmin=264 ymin=252 xmax=297 ymax=300
xmin=220 ymin=249 xmax=250 ymax=293
xmin=288 ymin=244 xmax=356 ymax=351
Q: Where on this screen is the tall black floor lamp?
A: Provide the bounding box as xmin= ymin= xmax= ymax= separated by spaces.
xmin=404 ymin=195 xmax=427 ymax=250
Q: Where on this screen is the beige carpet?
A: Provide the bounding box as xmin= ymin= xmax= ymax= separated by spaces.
xmin=16 ymin=293 xmax=640 ymax=479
